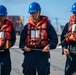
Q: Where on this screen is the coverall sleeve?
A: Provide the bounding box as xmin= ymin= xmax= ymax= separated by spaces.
xmin=60 ymin=23 xmax=69 ymax=54
xmin=11 ymin=25 xmax=16 ymax=47
xmin=19 ymin=24 xmax=27 ymax=50
xmin=47 ymin=22 xmax=58 ymax=49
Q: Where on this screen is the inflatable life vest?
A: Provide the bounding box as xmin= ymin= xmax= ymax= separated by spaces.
xmin=65 ymin=15 xmax=76 ymax=44
xmin=0 ymin=20 xmax=13 ymax=49
xmin=25 ymin=17 xmax=50 ymax=48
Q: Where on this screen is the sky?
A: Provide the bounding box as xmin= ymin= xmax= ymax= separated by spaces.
xmin=0 ymin=0 xmax=76 ymax=33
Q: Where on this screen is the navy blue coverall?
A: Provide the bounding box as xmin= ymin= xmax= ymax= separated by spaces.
xmin=0 ymin=19 xmax=16 ymax=75
xmin=19 ymin=19 xmax=58 ymax=75
xmin=61 ymin=22 xmax=76 ymax=75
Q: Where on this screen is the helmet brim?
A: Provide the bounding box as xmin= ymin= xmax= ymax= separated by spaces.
xmin=0 ymin=13 xmax=5 ymax=16
xmin=28 ymin=10 xmax=38 ymax=13
xmin=70 ymin=10 xmax=76 ymax=12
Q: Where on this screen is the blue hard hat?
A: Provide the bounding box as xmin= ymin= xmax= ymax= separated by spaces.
xmin=0 ymin=5 xmax=7 ymax=16
xmin=71 ymin=2 xmax=76 ymax=12
xmin=28 ymin=2 xmax=41 ymax=13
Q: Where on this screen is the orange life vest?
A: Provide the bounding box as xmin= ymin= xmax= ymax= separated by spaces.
xmin=25 ymin=20 xmax=49 ymax=48
xmin=0 ymin=20 xmax=13 ymax=49
xmin=65 ymin=15 xmax=76 ymax=44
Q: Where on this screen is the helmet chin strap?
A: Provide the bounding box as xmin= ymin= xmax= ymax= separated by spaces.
xmin=36 ymin=11 xmax=39 ymax=19
xmin=0 ymin=15 xmax=6 ymax=26
xmin=35 ymin=11 xmax=40 ymax=23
